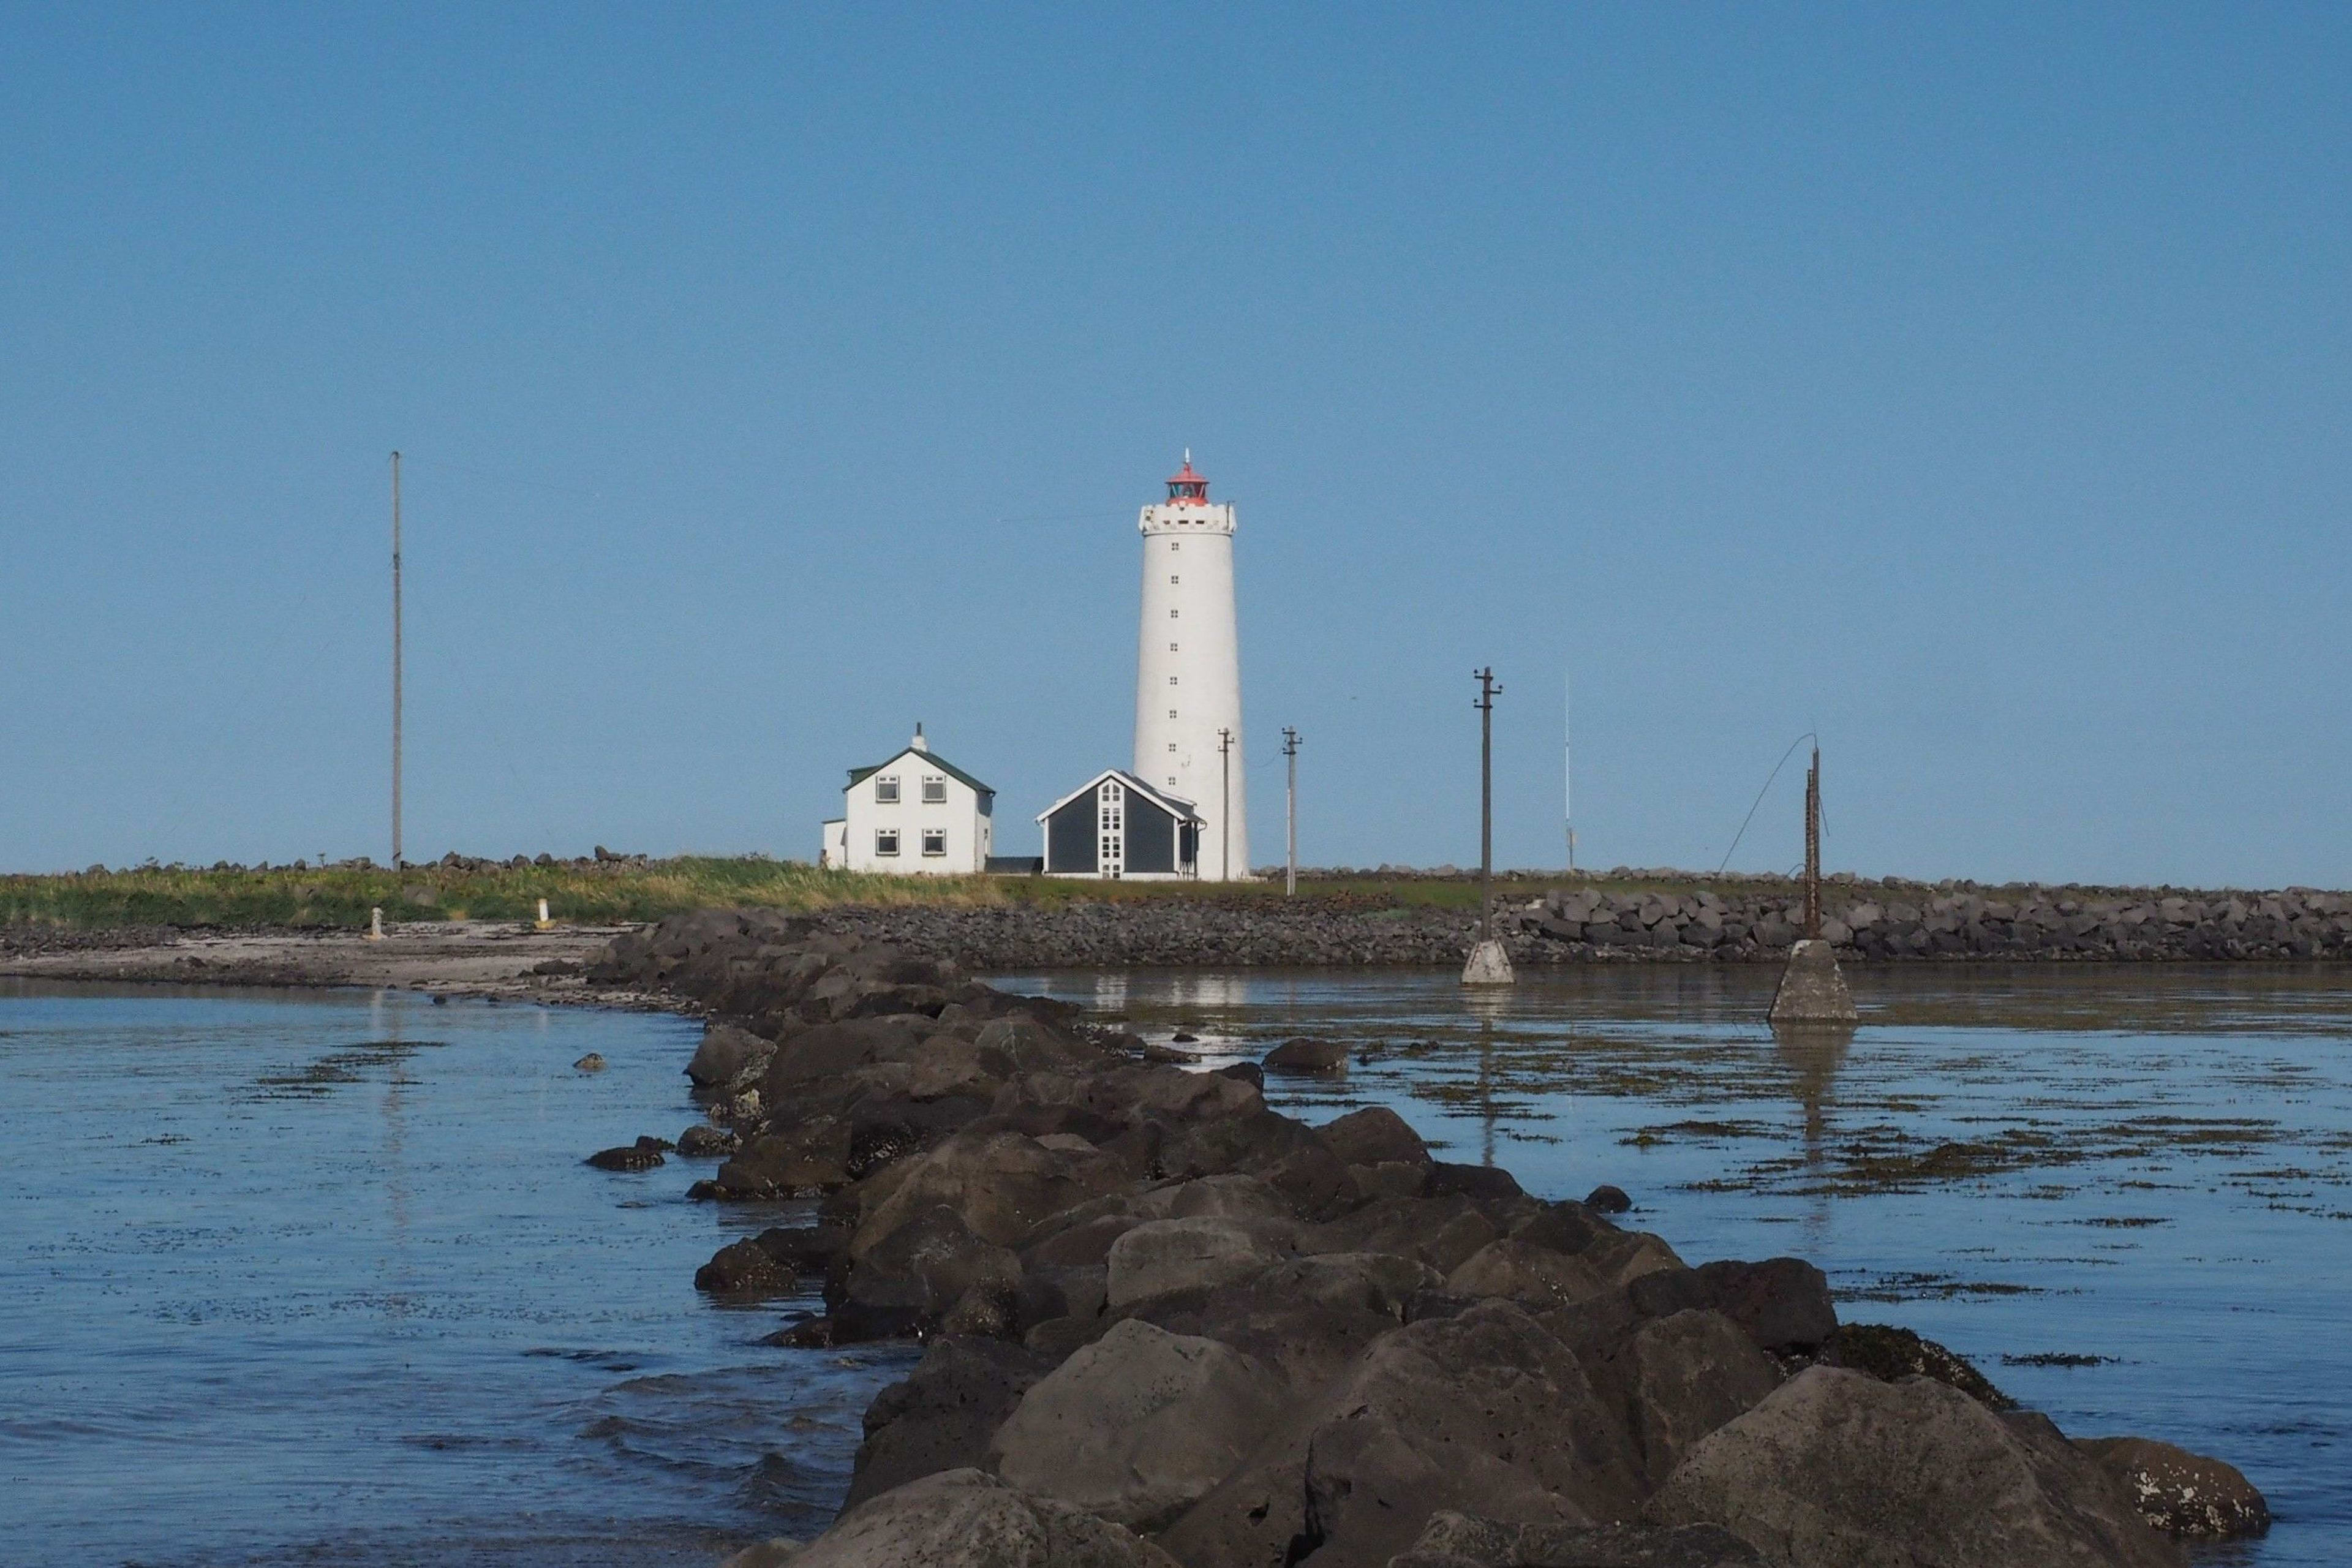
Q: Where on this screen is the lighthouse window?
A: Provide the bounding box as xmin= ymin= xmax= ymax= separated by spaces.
xmin=1168 ymin=776 xmax=1178 ymax=787
xmin=1169 ymin=642 xmax=1179 ymax=652
xmin=1169 ymin=541 xmax=1180 ymax=551
xmin=921 ymin=829 xmax=946 ymax=857
xmin=1169 ymin=575 xmax=1180 ymax=584
xmin=1167 ymin=742 xmax=1177 ymax=753
xmin=1168 ymin=676 xmax=1178 ymax=685
xmin=875 ymin=829 xmax=900 ymax=857
xmin=921 ymin=775 xmax=946 ymax=804
xmin=875 ymin=776 xmax=900 ymax=804
xmin=1168 ymin=709 xmax=1178 ymax=719
xmin=1169 ymin=609 xmax=1179 ymax=619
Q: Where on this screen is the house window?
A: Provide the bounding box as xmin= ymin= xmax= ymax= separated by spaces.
xmin=921 ymin=829 xmax=946 ymax=856
xmin=875 ymin=829 xmax=900 ymax=856
xmin=875 ymin=775 xmax=900 ymax=803
xmin=922 ymin=775 xmax=946 ymax=804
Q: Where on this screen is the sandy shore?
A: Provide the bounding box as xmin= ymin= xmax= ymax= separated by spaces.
xmin=0 ymin=920 xmax=679 ymax=1008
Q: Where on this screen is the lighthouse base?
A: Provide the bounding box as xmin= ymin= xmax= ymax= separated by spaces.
xmin=1461 ymin=938 xmax=1516 ymax=986
xmin=1769 ymin=938 xmax=1858 ymax=1023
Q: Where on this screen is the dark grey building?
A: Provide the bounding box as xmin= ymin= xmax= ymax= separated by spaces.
xmin=1036 ymin=769 xmax=1202 ymax=880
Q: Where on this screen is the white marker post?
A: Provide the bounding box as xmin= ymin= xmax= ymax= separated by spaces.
xmin=368 ymin=907 xmax=385 ymax=941
xmin=536 ymin=898 xmax=552 ymax=931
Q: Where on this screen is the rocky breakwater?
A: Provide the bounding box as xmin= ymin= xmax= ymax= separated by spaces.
xmin=587 ymin=910 xmax=2269 ymax=1567
xmin=1510 ymin=884 xmax=2352 ymax=964
xmin=815 ymin=882 xmax=2352 ymax=971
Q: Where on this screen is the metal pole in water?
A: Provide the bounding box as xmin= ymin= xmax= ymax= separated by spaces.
xmin=1475 ymin=667 xmax=1501 ymax=940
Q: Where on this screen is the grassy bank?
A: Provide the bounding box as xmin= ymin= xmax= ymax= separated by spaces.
xmin=4 ymin=854 xmax=2267 ymax=933
xmin=0 ymin=856 xmax=1548 ymax=930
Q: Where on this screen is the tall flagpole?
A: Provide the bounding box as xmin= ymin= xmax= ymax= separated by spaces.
xmin=391 ymin=451 xmax=403 ymax=871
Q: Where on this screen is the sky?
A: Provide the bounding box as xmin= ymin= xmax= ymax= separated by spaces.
xmin=2 ymin=4 xmax=2346 ymax=887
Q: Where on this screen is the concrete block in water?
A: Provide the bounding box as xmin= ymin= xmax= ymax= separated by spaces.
xmin=1461 ymin=938 xmax=1515 ymax=985
xmin=1768 ymin=939 xmax=1856 ymax=1023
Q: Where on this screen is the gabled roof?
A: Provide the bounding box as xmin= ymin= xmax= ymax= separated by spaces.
xmin=1036 ymin=768 xmax=1202 ymax=824
xmin=848 ymin=745 xmax=995 ymax=798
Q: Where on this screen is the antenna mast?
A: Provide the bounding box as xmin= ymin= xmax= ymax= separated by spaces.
xmin=390 ymin=451 xmax=403 ymax=871
xmin=1563 ymin=670 xmax=1575 ymax=875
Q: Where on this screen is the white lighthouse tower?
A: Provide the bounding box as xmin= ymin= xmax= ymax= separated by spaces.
xmin=1134 ymin=453 xmax=1250 ymax=880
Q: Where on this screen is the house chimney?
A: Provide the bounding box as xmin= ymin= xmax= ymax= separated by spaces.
xmin=911 ymin=722 xmax=929 ymax=753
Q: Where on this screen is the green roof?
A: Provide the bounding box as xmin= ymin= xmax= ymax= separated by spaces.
xmin=846 ymin=745 xmax=995 ymax=797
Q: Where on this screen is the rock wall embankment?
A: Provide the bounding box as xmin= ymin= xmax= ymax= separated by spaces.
xmin=817 ymin=883 xmax=2352 ymax=970
xmin=578 ymin=910 xmax=2269 ymax=1567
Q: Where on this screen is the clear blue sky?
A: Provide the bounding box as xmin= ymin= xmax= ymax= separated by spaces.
xmin=3 ymin=5 xmax=2345 ymax=886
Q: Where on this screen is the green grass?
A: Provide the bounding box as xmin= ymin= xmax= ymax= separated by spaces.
xmin=0 ymin=856 xmax=1583 ymax=930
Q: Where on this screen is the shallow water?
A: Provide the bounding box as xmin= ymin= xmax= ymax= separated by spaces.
xmin=7 ymin=968 xmax=2348 ymax=1564
xmin=993 ymin=963 xmax=2352 ymax=1564
xmin=0 ymin=982 xmax=913 ymax=1568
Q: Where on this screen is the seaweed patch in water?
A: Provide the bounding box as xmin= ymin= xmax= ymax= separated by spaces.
xmin=2002 ymin=1351 xmax=2121 ymax=1368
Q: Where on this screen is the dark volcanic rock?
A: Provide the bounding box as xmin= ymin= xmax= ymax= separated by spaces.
xmin=1647 ymin=1366 xmax=2184 ymax=1568
xmin=1823 ymin=1322 xmax=2013 ymax=1409
xmin=1262 ymin=1036 xmax=1349 ymax=1072
xmin=1392 ymin=1510 xmax=1763 ymax=1567
xmin=845 ymin=1336 xmax=1053 ymax=1510
xmin=789 ymin=1468 xmax=1180 ymax=1568
xmin=1586 ymin=1183 xmax=1633 ymax=1214
xmin=2074 ymin=1435 xmax=2271 ymax=1539
xmin=584 ymin=1143 xmax=663 ymax=1171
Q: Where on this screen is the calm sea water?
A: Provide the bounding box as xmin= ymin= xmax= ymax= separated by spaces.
xmin=998 ymin=963 xmax=2352 ymax=1566
xmin=0 ymin=981 xmax=911 ymax=1568
xmin=4 ymin=968 xmax=2346 ymax=1565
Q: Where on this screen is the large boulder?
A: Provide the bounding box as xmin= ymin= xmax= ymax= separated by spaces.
xmin=1646 ymin=1366 xmax=2185 ymax=1567
xmin=1631 ymin=1259 xmax=1836 ymax=1357
xmin=791 ymin=1466 xmax=1182 ymax=1567
xmin=1105 ymin=1217 xmax=1294 ymax=1311
xmin=988 ymin=1318 xmax=1286 ymax=1531
xmin=846 ymin=1337 xmax=1054 ymax=1510
xmin=1316 ymin=1105 xmax=1431 ymax=1167
xmin=835 ymin=1204 xmax=1022 ymax=1342
xmin=688 ymin=1022 xmax=777 ymax=1088
xmin=1306 ymin=1195 xmax=1501 ymax=1276
xmin=2073 ymin=1436 xmax=2270 ymax=1539
xmin=856 ymin=1129 xmax=1119 ymax=1257
xmin=1446 ymin=1239 xmax=1609 ymax=1310
xmin=1390 ymin=1509 xmax=1763 ymax=1566
xmin=1619 ymin=1310 xmax=1783 ymax=1485
xmin=1294 ymin=1301 xmax=1647 ymax=1568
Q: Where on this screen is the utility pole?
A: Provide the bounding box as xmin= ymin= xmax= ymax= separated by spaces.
xmin=1216 ymin=727 xmax=1235 ymax=882
xmin=1803 ymin=744 xmax=1822 ymax=940
xmin=1474 ymin=667 xmax=1501 ymax=939
xmin=1462 ymin=668 xmax=1513 ymax=984
xmin=1281 ymin=727 xmax=1300 ymax=897
xmin=390 ymin=451 xmax=403 ymax=871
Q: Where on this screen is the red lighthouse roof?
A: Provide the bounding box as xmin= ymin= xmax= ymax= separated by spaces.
xmin=1165 ymin=451 xmax=1210 ymax=505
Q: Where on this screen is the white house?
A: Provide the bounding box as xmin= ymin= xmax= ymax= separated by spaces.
xmin=822 ymin=728 xmax=995 ymax=875
xmin=1036 ymin=769 xmax=1202 ymax=880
